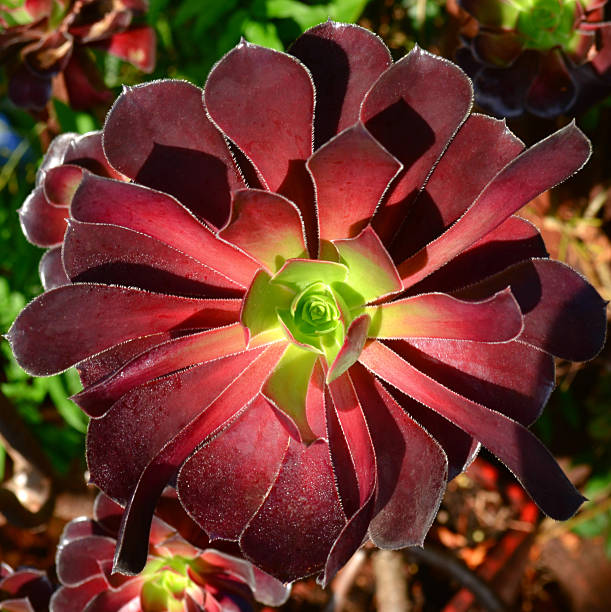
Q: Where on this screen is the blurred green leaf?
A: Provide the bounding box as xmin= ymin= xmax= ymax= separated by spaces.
xmin=243 ymin=20 xmax=284 ymax=49
xmin=52 ymin=100 xmax=99 ymax=135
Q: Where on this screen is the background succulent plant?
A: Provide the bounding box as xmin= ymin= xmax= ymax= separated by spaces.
xmin=0 ymin=0 xmax=155 ymax=111
xmin=454 ymin=0 xmax=611 ymax=117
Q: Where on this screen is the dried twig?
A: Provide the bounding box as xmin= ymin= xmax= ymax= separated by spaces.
xmin=373 ymin=549 xmax=410 ymax=612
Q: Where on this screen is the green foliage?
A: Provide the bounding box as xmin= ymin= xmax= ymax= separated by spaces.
xmin=52 ymin=100 xmax=100 ymax=135
xmin=572 ymin=472 xmax=611 ymax=557
xmin=148 ymin=0 xmax=371 ymax=83
xmin=0 ymin=276 xmax=87 ymax=475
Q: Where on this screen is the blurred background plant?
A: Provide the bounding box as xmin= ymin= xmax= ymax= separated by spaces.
xmin=1 ymin=1 xmax=610 ymax=610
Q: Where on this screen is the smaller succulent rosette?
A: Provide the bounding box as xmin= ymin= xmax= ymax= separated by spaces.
xmin=0 ymin=563 xmax=53 ymax=612
xmin=50 ymin=492 xmax=290 ymax=612
xmin=0 ymin=0 xmax=156 ymax=111
xmin=454 ymin=0 xmax=611 ymax=117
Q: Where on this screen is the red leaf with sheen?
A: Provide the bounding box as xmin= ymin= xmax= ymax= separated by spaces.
xmin=205 ymin=42 xmax=317 ymax=251
xmin=367 ymin=289 xmax=522 ymax=342
xmin=388 ymin=338 xmax=554 ymax=426
xmin=359 ymin=341 xmax=586 ymax=520
xmin=407 ymin=216 xmax=547 ymax=295
xmin=362 ymin=47 xmax=473 ymax=245
xmin=56 ymin=536 xmax=115 ymax=587
xmin=455 ymin=259 xmax=608 ymax=361
xmin=8 ymin=284 xmax=241 ymax=376
xmin=63 ymin=219 xmax=243 ymax=296
xmin=219 ymin=189 xmax=307 ymax=272
xmin=43 ymin=164 xmax=84 ymax=206
xmin=205 ymin=42 xmax=314 ymax=193
xmin=390 ymin=113 xmax=524 ymax=260
xmin=76 ymin=333 xmax=175 ymax=388
xmin=398 ymin=123 xmax=591 ymax=287
xmin=50 ymin=577 xmax=109 ymax=612
xmin=71 ymin=173 xmax=259 ymax=287
xmin=87 ymin=347 xmax=270 ymax=502
xmin=74 ymin=323 xmax=248 ymax=416
xmin=113 ymin=344 xmax=286 ymax=575
xmin=178 ymin=396 xmax=290 ymax=541
xmin=18 ymin=186 xmax=68 ymax=247
xmin=308 ymin=123 xmax=401 ymax=241
xmin=103 ymin=80 xmax=242 ymax=227
xmin=323 ymin=373 xmax=377 ymax=581
xmin=351 ymin=363 xmax=447 ymax=549
xmin=290 ymin=22 xmax=391 ymax=147
xmin=39 ymin=246 xmax=69 ymax=290
xmin=240 ymin=439 xmax=346 ymax=583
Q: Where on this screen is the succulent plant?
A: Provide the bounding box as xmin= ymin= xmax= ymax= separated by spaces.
xmin=8 ymin=21 xmax=607 ymax=584
xmin=0 ymin=0 xmax=155 ymax=111
xmin=0 ymin=563 xmax=53 ymax=612
xmin=51 ymin=492 xmax=289 ymax=611
xmin=454 ymin=0 xmax=611 ymax=117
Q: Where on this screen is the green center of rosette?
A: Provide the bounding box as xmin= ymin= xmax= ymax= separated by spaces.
xmin=240 ymin=233 xmax=402 ymax=442
xmin=141 ymin=555 xmax=197 ymax=612
xmin=513 ymin=0 xmax=581 ymax=51
xmin=242 ymin=258 xmax=360 ymax=365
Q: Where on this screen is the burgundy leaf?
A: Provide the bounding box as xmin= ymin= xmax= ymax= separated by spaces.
xmin=63 ymin=220 xmax=243 ymax=296
xmin=390 ymin=113 xmax=524 ymax=261
xmin=361 ymin=46 xmax=473 ymax=245
xmin=8 ymin=284 xmax=241 ymax=376
xmin=43 ymin=164 xmax=83 ymax=206
xmin=205 ymin=41 xmax=317 ymax=249
xmin=388 ymin=338 xmax=555 ymax=426
xmin=49 ymin=577 xmax=108 ymax=612
xmin=39 ymin=246 xmax=69 ymax=290
xmin=56 ymin=536 xmax=115 ymax=587
xmin=240 ymin=439 xmax=346 ymax=583
xmin=76 ymin=332 xmax=176 ymax=388
xmin=74 ymin=324 xmax=248 ymax=417
xmin=398 ymin=123 xmax=591 ymax=287
xmin=455 ymin=259 xmax=608 ymax=361
xmin=290 ymin=21 xmax=391 ymax=147
xmin=351 ymin=363 xmax=447 ymax=548
xmin=178 ymin=396 xmax=290 ymax=541
xmin=87 ymin=346 xmax=271 ymax=502
xmin=360 ymin=341 xmax=586 ymax=520
xmin=323 ymin=373 xmax=377 ymax=582
xmin=307 ymin=123 xmax=401 ymax=242
xmin=63 ymin=131 xmax=124 ymax=179
xmin=18 ymin=186 xmax=67 ymax=247
xmin=407 ymin=216 xmax=548 ymax=295
xmin=113 ymin=344 xmax=286 ymax=575
xmin=70 ymin=173 xmax=259 ymax=287
xmin=219 ymin=189 xmax=307 ymax=272
xmin=368 ymin=289 xmax=523 ymax=342
xmin=473 ymin=31 xmax=523 ymax=67
xmin=103 ymin=80 xmax=242 ymax=227
xmin=205 ymin=42 xmax=313 ymax=193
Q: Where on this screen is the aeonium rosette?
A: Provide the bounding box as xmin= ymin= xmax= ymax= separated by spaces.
xmin=0 ymin=563 xmax=53 ymax=612
xmin=51 ymin=492 xmax=289 ymax=611
xmin=8 ymin=21 xmax=607 ymax=584
xmin=454 ymin=0 xmax=611 ymax=117
xmin=0 ymin=0 xmax=155 ymax=111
